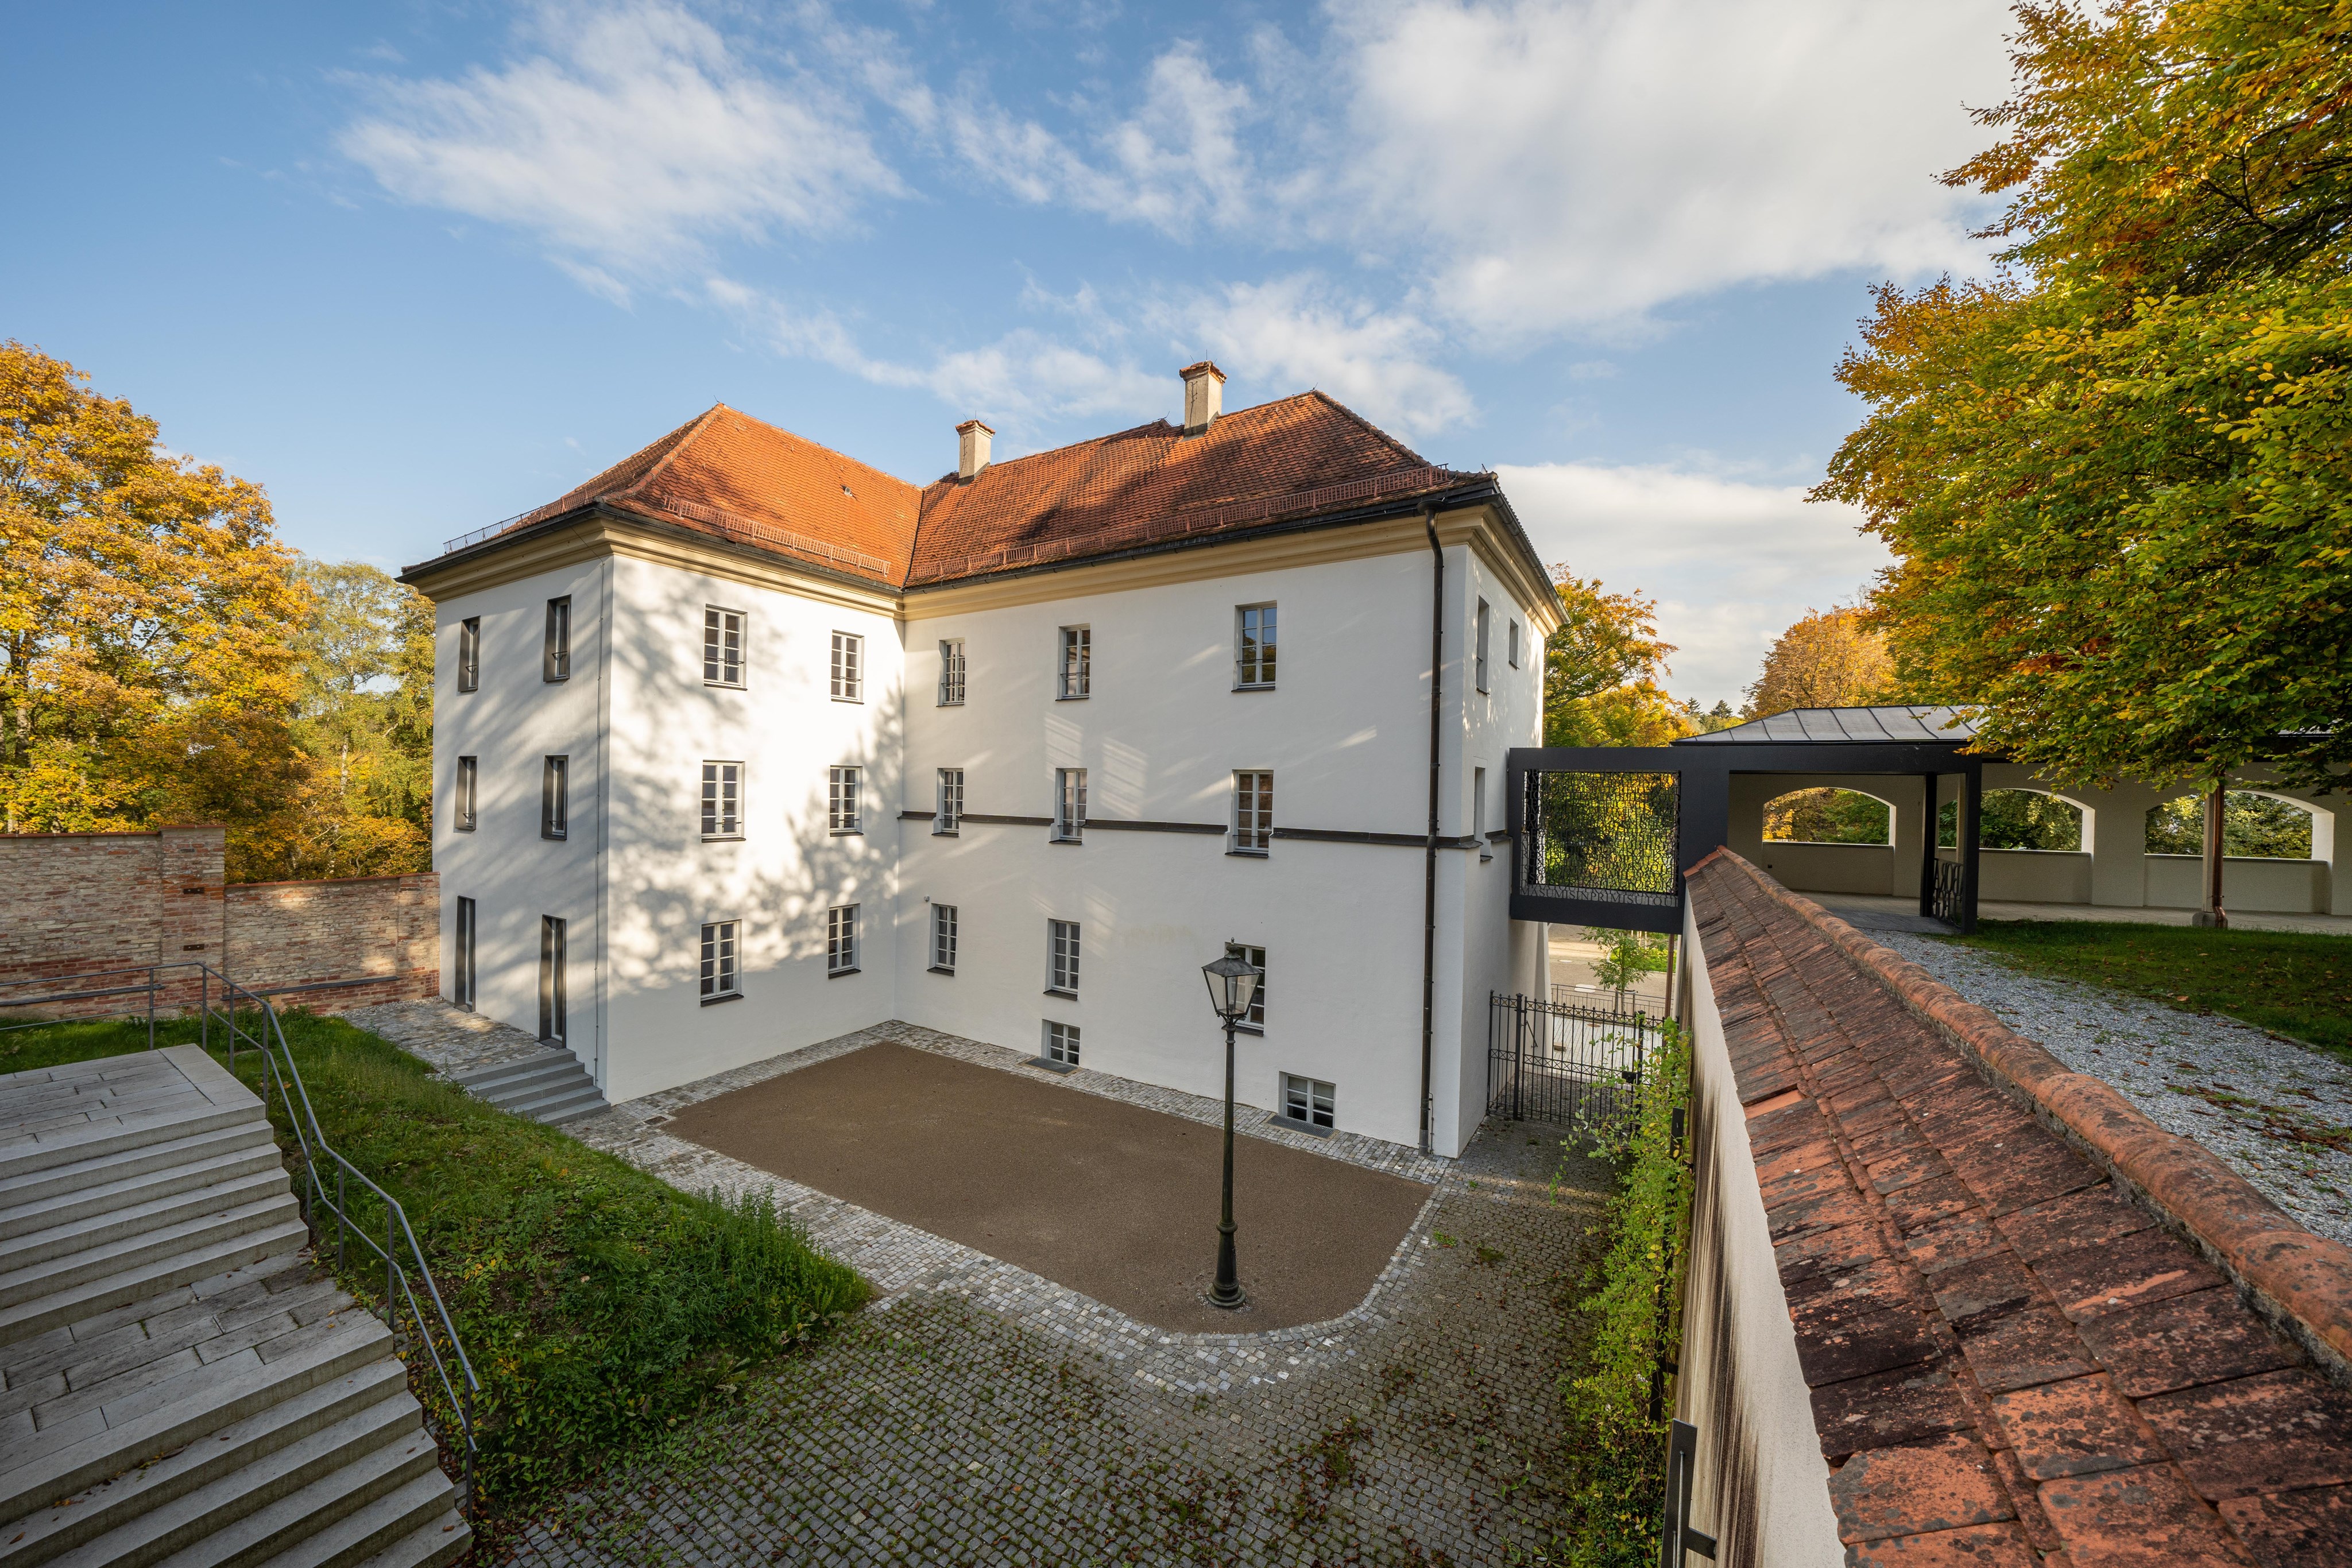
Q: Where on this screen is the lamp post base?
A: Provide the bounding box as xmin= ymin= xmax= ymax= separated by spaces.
xmin=1205 ymin=1286 xmax=1248 ymax=1310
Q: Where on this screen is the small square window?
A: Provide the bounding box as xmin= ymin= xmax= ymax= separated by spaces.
xmin=457 ymin=617 xmax=480 ymax=693
xmin=827 ymin=904 xmax=859 ymax=975
xmin=936 ymin=768 xmax=964 ymax=834
xmin=454 ymin=756 xmax=477 ymax=833
xmin=702 ymin=761 xmax=742 ymax=839
xmin=1042 ymin=1020 xmax=1081 ymax=1068
xmin=1235 ymin=604 xmax=1276 ymax=688
xmin=1047 ymin=919 xmax=1080 ymax=995
xmin=541 ymin=756 xmax=568 ymax=840
xmin=931 ymin=903 xmax=958 ymax=973
xmin=1058 ymin=626 xmax=1090 ymax=699
xmin=829 ymin=765 xmax=862 ymax=834
xmin=831 ymin=632 xmax=864 ymax=702
xmin=1233 ymin=771 xmax=1272 ymax=855
xmin=1281 ymin=1073 xmax=1335 ymax=1132
xmin=1053 ymin=768 xmax=1086 ymax=842
xmin=700 ymin=919 xmax=740 ymax=1003
xmin=544 ymin=597 xmax=572 ymax=682
xmin=705 ymin=607 xmax=745 ymax=687
xmin=938 ymin=638 xmax=966 ymax=706
xmin=1226 ymin=943 xmax=1266 ymax=1029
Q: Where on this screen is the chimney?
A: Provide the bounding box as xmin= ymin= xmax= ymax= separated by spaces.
xmin=1180 ymin=361 xmax=1225 ymax=435
xmin=956 ymin=419 xmax=994 ymax=481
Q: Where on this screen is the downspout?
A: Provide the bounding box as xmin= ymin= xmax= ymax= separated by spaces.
xmin=1420 ymin=504 xmax=1443 ymax=1156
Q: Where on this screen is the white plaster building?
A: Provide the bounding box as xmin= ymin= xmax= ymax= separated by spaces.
xmin=401 ymin=367 xmax=1557 ymax=1157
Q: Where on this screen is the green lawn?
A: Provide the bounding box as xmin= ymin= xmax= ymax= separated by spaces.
xmin=1953 ymin=920 xmax=2352 ymax=1060
xmin=1 ymin=1012 xmax=870 ymax=1515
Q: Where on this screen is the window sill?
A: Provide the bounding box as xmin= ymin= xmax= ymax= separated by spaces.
xmin=1057 ymin=694 xmax=1089 ymax=702
xmin=1049 ymin=835 xmax=1083 ymax=846
xmin=933 ymin=827 xmax=960 ymax=837
xmin=1479 ymin=851 xmax=1493 ymax=863
xmin=827 ymin=967 xmax=861 ymax=979
xmin=928 ymin=965 xmax=956 ymax=977
xmin=1271 ymin=1113 xmax=1334 ymax=1139
xmin=544 ymin=675 xmax=570 ymax=684
xmin=541 ymin=832 xmax=567 ymax=842
xmin=1043 ymin=988 xmax=1077 ymax=1000
xmin=1235 ymin=1023 xmax=1263 ymax=1037
xmin=830 ymin=829 xmax=864 ymax=838
xmin=702 ymin=834 xmax=744 ymax=843
xmin=831 ymin=695 xmax=864 ymax=704
xmin=455 ymin=824 xmax=476 ymax=833
xmin=700 ymin=992 xmax=743 ymax=1007
xmin=1029 ymin=1056 xmax=1079 ymax=1075
xmin=1227 ymin=847 xmax=1268 ymax=858
xmin=1231 ymin=683 xmax=1275 ymax=694
xmin=705 ymin=679 xmax=745 ymax=690
xmin=938 ymin=699 xmax=965 ymax=708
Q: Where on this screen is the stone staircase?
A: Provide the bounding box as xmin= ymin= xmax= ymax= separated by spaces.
xmin=449 ymin=1051 xmax=606 ymax=1126
xmin=0 ymin=1046 xmax=470 ymax=1568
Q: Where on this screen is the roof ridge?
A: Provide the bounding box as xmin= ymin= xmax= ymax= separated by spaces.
xmin=1295 ymin=389 xmax=1432 ymax=470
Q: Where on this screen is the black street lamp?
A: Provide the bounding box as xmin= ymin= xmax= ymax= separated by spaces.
xmin=1200 ymin=951 xmax=1263 ymax=1310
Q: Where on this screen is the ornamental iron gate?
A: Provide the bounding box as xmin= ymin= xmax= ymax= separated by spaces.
xmin=1515 ymin=767 xmax=1685 ymax=935
xmin=1487 ymin=990 xmax=1659 ymax=1128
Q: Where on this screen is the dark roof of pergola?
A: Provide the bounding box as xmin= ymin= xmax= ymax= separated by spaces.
xmin=1676 ymin=704 xmax=1979 ymax=745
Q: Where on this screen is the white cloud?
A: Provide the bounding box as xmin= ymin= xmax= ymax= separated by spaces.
xmin=1497 ymin=460 xmax=1893 ymax=702
xmin=1163 ymin=276 xmax=1475 ymax=437
xmin=338 ymin=1 xmax=901 ymax=288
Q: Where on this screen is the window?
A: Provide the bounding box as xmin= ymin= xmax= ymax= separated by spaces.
xmin=931 ymin=904 xmax=958 ymax=973
xmin=454 ymin=897 xmax=477 ymax=1011
xmin=1226 ymin=943 xmax=1266 ymax=1030
xmin=457 ymin=617 xmax=480 ymax=693
xmin=938 ymin=638 xmax=966 ymax=706
xmin=1233 ymin=771 xmax=1273 ymax=854
xmin=831 ymin=632 xmax=864 ymax=702
xmin=700 ymin=920 xmax=740 ymax=1003
xmin=454 ymin=757 xmax=477 ymax=833
xmin=1058 ymin=626 xmax=1090 ymax=699
xmin=1475 ymin=598 xmax=1491 ymax=694
xmin=936 ymin=768 xmax=964 ymax=834
xmin=1508 ymin=618 xmax=1522 ymax=669
xmin=1053 ymin=768 xmax=1087 ymax=842
xmin=826 ymin=904 xmax=859 ymax=975
xmin=1236 ymin=604 xmax=1276 ymax=688
xmin=1048 ymin=919 xmax=1080 ymax=995
xmin=829 ymin=765 xmax=862 ymax=834
xmin=539 ymin=916 xmax=567 ymax=1043
xmin=1281 ymin=1073 xmax=1335 ymax=1132
xmin=1474 ymin=767 xmax=1490 ymax=860
xmin=704 ymin=607 xmax=744 ymax=686
xmin=541 ymin=756 xmax=569 ymax=840
xmin=544 ymin=597 xmax=571 ymax=682
xmin=1042 ymin=1020 xmax=1081 ymax=1068
xmin=702 ymin=762 xmax=742 ymax=839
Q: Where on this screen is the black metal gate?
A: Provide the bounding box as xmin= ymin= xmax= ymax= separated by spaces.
xmin=1486 ymin=990 xmax=1659 ymax=1127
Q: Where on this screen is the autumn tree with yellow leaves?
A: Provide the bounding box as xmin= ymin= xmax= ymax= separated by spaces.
xmin=1744 ymin=606 xmax=1894 ymax=719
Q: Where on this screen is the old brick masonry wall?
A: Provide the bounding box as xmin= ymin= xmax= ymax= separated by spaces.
xmin=0 ymin=826 xmax=438 ymax=1018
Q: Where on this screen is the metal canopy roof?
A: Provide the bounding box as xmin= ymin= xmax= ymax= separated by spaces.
xmin=1674 ymin=704 xmax=1980 ymax=745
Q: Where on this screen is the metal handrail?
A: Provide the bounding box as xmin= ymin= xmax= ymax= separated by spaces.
xmin=6 ymin=962 xmax=481 ymax=1511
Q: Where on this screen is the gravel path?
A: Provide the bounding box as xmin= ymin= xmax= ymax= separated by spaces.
xmin=1874 ymin=931 xmax=2352 ymax=1248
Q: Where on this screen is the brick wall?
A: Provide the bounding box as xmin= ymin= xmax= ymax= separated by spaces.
xmin=0 ymin=826 xmax=438 ymax=1019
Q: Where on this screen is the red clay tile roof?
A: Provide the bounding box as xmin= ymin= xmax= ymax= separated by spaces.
xmin=455 ymin=393 xmax=1476 ymax=590
xmin=1689 ymin=849 xmax=2352 ymax=1567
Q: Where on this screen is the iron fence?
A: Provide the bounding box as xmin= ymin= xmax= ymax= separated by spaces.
xmin=0 ymin=963 xmax=481 ymax=1512
xmin=1521 ymin=769 xmax=1681 ymax=908
xmin=1487 ymin=990 xmax=1660 ymax=1127
xmin=1929 ymin=858 xmax=1967 ymax=925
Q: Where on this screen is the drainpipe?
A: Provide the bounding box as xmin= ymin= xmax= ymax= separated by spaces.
xmin=1420 ymin=504 xmax=1442 ymax=1156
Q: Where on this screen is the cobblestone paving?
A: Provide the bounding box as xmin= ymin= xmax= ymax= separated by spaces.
xmin=1877 ymin=929 xmax=2352 ymax=1246
xmin=343 ymin=999 xmax=559 ymax=1079
xmin=490 ymin=1121 xmax=1615 ymax=1567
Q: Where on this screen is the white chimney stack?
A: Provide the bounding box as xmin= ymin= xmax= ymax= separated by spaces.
xmin=1180 ymin=361 xmax=1225 ymax=435
xmin=956 ymin=419 xmax=994 ymax=481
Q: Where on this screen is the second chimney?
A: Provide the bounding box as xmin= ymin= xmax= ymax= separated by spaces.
xmin=1180 ymin=361 xmax=1225 ymax=435
xmin=956 ymin=419 xmax=994 ymax=481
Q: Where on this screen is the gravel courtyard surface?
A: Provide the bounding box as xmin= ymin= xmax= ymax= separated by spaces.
xmin=486 ymin=1119 xmax=1614 ymax=1567
xmin=1873 ymin=930 xmax=2352 ymax=1246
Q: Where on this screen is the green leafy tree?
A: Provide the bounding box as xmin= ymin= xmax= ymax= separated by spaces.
xmin=1765 ymin=788 xmax=1892 ymax=845
xmin=1939 ymin=790 xmax=2085 ymax=851
xmin=2145 ymin=791 xmax=2313 ymax=858
xmin=1815 ymin=1 xmax=2352 ymax=793
xmin=1544 ymin=569 xmax=1690 ymax=746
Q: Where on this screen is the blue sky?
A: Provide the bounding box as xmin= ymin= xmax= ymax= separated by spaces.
xmin=3 ymin=1 xmax=2015 ymax=703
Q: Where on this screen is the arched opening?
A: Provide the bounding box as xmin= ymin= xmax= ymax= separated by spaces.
xmin=1939 ymin=789 xmax=2083 ymax=850
xmin=2145 ymin=792 xmax=2314 ymax=859
xmin=1763 ymin=788 xmax=1891 ymax=845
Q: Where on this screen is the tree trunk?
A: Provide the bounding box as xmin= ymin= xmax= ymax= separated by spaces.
xmin=2193 ymin=778 xmax=2229 ymax=928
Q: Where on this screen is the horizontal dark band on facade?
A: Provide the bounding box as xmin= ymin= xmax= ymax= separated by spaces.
xmin=1086 ymin=818 xmax=1227 ymax=835
xmin=954 ymin=813 xmax=1057 ymax=827
xmin=898 ymin=810 xmax=1484 ymax=849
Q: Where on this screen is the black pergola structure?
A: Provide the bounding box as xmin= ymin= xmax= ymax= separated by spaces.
xmin=1507 ymin=706 xmax=1987 ymax=936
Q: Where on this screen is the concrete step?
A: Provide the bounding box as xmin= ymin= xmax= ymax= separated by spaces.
xmin=4 ymin=1170 xmax=295 ymax=1271
xmin=0 ymin=1216 xmax=310 ymax=1348
xmin=448 ymin=1054 xmax=574 ymax=1094
xmin=0 ymin=1195 xmax=303 ymax=1310
xmin=0 ymin=1124 xmax=278 ymax=1222
xmin=0 ymin=1313 xmax=396 ymax=1523
xmin=497 ymin=1081 xmax=605 ymax=1122
xmin=250 ymin=1467 xmax=459 ymax=1568
xmin=142 ymin=1425 xmax=443 ymax=1568
xmin=341 ymin=1507 xmax=467 ymax=1568
xmin=451 ymin=1051 xmax=607 ymax=1125
xmin=0 ymin=1104 xmax=257 ymax=1187
xmin=13 ymin=1373 xmax=420 ymax=1568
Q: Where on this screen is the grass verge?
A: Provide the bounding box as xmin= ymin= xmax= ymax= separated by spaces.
xmin=1556 ymin=1019 xmax=1692 ymax=1566
xmin=0 ymin=1012 xmax=871 ymax=1515
xmin=1953 ymin=919 xmax=2352 ymax=1060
